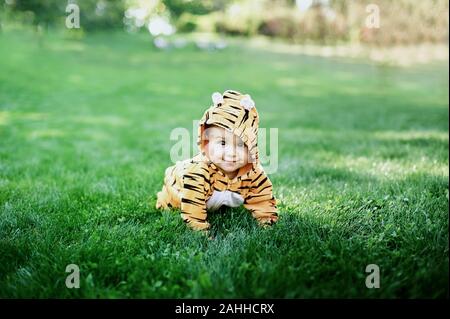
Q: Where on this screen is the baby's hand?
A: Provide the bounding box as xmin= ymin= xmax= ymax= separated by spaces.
xmin=260 ymin=215 xmax=278 ymax=228
xmin=199 ymin=229 xmax=215 ymax=240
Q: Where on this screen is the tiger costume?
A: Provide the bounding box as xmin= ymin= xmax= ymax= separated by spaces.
xmin=156 ymin=89 xmax=278 ymax=231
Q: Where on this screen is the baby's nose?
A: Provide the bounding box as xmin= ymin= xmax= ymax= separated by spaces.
xmin=224 ymin=145 xmax=237 ymax=159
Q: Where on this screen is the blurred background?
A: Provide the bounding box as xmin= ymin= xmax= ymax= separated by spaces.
xmin=1 ymin=0 xmax=449 ymax=64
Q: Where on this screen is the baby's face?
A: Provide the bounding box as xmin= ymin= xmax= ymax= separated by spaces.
xmin=204 ymin=126 xmax=249 ymax=176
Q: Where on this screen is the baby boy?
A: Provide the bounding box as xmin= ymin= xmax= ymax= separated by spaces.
xmin=156 ymin=89 xmax=278 ymax=232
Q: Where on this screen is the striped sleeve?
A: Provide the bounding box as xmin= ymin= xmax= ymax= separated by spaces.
xmin=243 ymin=167 xmax=278 ymax=226
xmin=180 ymin=162 xmax=210 ymax=231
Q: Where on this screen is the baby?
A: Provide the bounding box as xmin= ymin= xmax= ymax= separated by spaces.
xmin=156 ymin=89 xmax=278 ymax=232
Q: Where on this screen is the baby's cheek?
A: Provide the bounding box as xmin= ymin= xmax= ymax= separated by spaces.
xmin=205 ymin=143 xmax=213 ymax=158
xmin=208 ymin=144 xmax=221 ymax=159
xmin=238 ymin=148 xmax=249 ymax=163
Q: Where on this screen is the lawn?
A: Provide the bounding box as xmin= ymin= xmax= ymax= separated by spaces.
xmin=0 ymin=30 xmax=448 ymax=298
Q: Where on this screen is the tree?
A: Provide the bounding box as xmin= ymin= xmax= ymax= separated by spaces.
xmin=6 ymin=0 xmax=66 ymax=27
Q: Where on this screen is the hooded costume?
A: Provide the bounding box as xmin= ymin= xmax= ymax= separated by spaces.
xmin=156 ymin=89 xmax=278 ymax=231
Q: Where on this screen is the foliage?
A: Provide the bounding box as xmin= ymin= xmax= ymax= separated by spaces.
xmin=3 ymin=0 xmax=126 ymax=30
xmin=2 ymin=0 xmax=448 ymax=45
xmin=163 ymin=0 xmax=220 ymax=18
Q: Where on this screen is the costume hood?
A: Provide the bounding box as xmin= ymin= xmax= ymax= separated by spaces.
xmin=197 ymin=89 xmax=260 ymax=177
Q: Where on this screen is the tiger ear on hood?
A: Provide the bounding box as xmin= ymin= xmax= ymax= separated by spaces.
xmin=211 ymin=92 xmax=224 ymax=107
xmin=240 ymin=94 xmax=255 ymax=110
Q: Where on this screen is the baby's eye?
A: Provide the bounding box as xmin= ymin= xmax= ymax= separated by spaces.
xmin=237 ymin=142 xmax=244 ymax=148
xmin=220 ymin=140 xmax=226 ymax=146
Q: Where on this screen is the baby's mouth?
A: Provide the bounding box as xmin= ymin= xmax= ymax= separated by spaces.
xmin=221 ymin=160 xmax=237 ymax=166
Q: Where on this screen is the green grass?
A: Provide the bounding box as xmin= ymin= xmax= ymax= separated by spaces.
xmin=0 ymin=30 xmax=448 ymax=298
